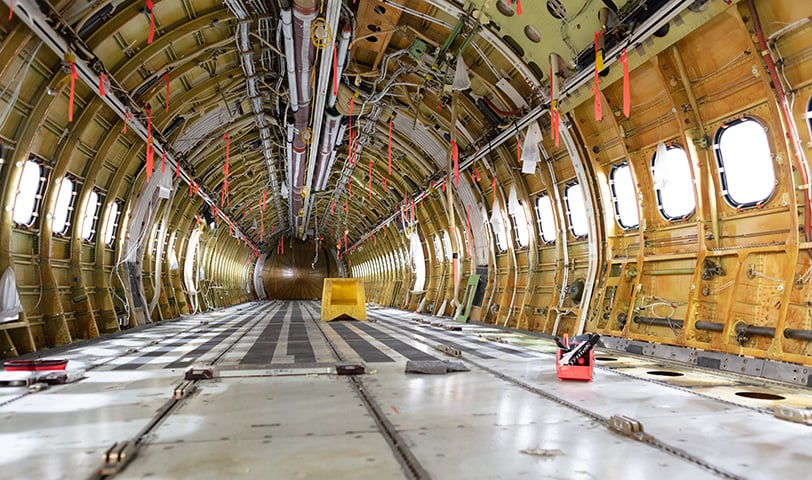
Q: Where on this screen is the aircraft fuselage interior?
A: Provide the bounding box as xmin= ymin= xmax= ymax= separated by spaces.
xmin=0 ymin=0 xmax=811 ymax=478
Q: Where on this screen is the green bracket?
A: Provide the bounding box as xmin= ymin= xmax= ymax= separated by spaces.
xmin=455 ymin=274 xmax=480 ymax=323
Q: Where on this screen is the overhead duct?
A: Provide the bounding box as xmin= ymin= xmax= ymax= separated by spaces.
xmin=285 ymin=0 xmax=317 ymax=235
xmin=280 ymin=7 xmax=299 ymax=112
xmin=224 ymin=0 xmax=286 ymax=230
xmin=300 ymin=0 xmax=341 ymax=237
xmin=313 ymin=23 xmax=351 ymax=192
xmin=313 ymin=113 xmax=345 ymax=191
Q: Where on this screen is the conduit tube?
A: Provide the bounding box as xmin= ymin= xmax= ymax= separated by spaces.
xmin=280 ymin=7 xmax=299 ymax=111
xmin=288 ymin=0 xmax=316 ymax=231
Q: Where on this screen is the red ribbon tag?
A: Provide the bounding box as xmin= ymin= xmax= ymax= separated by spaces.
xmin=146 ymin=144 xmax=153 ymax=181
xmin=516 ymin=0 xmax=522 ymax=15
xmin=517 ymin=135 xmax=521 ymax=163
xmin=9 ymin=0 xmax=13 ymax=20
xmin=99 ymin=73 xmax=108 ymax=96
xmin=175 ymin=157 xmax=180 ymax=177
xmin=452 ymin=141 xmax=459 ymax=185
xmin=621 ymin=49 xmax=630 ymax=118
xmin=146 ymin=0 xmax=155 ymax=44
xmin=161 ymin=149 xmax=165 ymax=173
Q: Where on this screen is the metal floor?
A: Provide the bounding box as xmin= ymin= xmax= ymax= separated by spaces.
xmin=1 ymin=300 xmax=811 ymax=479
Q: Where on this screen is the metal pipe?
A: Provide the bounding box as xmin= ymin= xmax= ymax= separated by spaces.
xmin=643 ymin=268 xmax=696 ymax=276
xmin=280 ymin=8 xmax=299 ymax=110
xmin=313 ymin=112 xmax=343 ymax=191
xmin=695 ymin=321 xmax=725 ymax=332
xmin=735 ymin=323 xmax=776 ymax=338
xmin=784 ymin=328 xmax=812 ymax=341
xmin=299 ymin=0 xmax=340 ymax=236
xmin=633 ymin=316 xmax=684 ymax=329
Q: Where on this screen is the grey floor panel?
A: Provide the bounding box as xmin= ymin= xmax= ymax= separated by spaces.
xmin=118 ymin=376 xmax=405 ymax=480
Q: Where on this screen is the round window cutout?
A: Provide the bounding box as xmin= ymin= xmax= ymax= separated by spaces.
xmin=547 ymin=0 xmax=567 ymax=20
xmin=366 ymin=36 xmax=379 ymax=43
xmin=496 ymin=0 xmax=515 ymax=17
xmin=524 ymin=25 xmax=542 ymax=43
xmin=374 ymin=5 xmax=386 ymax=15
xmin=646 ymin=370 xmax=685 ymax=377
xmin=367 ymin=24 xmax=382 ymax=33
xmin=734 ymin=391 xmax=785 ymax=400
xmin=595 ymin=356 xmax=618 ymax=362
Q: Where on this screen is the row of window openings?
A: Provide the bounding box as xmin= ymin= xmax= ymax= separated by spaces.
xmin=525 ymin=117 xmax=777 ymax=242
xmin=358 ymin=113 xmax=798 ymax=280
xmin=13 ymin=160 xmax=122 ymax=246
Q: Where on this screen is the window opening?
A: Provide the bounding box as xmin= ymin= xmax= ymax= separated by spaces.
xmin=13 ymin=159 xmax=45 ymax=226
xmin=651 ymin=146 xmax=695 ymax=220
xmin=714 ymin=117 xmax=775 ymax=207
xmin=81 ymin=190 xmax=102 ymax=241
xmin=564 ymin=184 xmax=589 ymax=237
xmin=103 ymin=199 xmax=123 ymax=246
xmin=610 ymin=163 xmax=640 ymax=229
xmin=52 ymin=176 xmax=76 ymax=235
xmin=535 ymin=194 xmax=557 ymax=243
xmin=410 ymin=231 xmax=426 ymax=291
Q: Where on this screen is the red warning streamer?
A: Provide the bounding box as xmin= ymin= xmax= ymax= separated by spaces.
xmin=161 ymin=149 xmax=165 ymax=173
xmin=9 ymin=0 xmax=13 ymax=20
xmin=68 ymin=63 xmax=77 ymax=122
xmin=98 ymin=73 xmax=107 ymax=96
xmin=517 ymin=135 xmax=521 ymax=164
xmin=146 ymin=144 xmax=154 ymax=181
xmin=146 ymin=0 xmax=155 ymax=44
xmin=621 ymin=49 xmax=630 ymax=118
xmin=452 ymin=141 xmax=459 ymax=185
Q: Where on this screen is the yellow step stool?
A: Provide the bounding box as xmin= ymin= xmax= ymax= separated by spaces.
xmin=321 ymin=278 xmax=366 ymax=321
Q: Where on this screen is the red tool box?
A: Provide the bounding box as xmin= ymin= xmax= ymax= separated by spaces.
xmin=4 ymin=359 xmax=69 ymax=371
xmin=555 ymin=334 xmax=595 ymax=382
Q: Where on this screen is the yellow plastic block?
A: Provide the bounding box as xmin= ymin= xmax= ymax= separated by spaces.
xmin=321 ymin=278 xmax=366 ymax=321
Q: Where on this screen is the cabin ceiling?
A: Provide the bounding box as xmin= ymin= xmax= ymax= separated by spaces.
xmin=0 ymin=0 xmax=716 ymax=252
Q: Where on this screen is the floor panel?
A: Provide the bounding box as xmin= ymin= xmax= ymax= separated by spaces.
xmin=1 ymin=300 xmax=810 ymax=479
